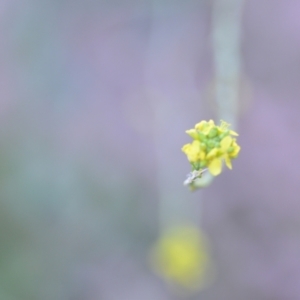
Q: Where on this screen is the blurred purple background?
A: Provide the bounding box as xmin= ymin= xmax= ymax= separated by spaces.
xmin=1 ymin=0 xmax=300 ymax=299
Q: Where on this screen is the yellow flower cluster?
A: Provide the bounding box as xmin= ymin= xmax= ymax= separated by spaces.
xmin=150 ymin=226 xmax=212 ymax=291
xmin=182 ymin=120 xmax=241 ymax=176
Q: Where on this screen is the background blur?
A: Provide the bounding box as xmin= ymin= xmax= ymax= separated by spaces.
xmin=1 ymin=0 xmax=300 ymax=299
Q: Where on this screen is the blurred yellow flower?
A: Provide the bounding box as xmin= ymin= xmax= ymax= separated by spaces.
xmin=150 ymin=225 xmax=213 ymax=291
xmin=182 ymin=120 xmax=241 ymax=179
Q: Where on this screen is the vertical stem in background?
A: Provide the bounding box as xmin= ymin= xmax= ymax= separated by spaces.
xmin=212 ymin=0 xmax=244 ymax=128
xmin=145 ymin=1 xmax=200 ymax=231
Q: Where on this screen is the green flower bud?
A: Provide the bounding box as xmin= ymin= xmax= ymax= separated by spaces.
xmin=200 ymin=160 xmax=207 ymax=168
xmin=208 ymin=128 xmax=218 ymax=138
xmin=207 ymin=140 xmax=215 ymax=148
xmin=197 ymin=132 xmax=207 ymax=142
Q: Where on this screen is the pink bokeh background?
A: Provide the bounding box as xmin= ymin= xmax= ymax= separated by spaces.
xmin=0 ymin=1 xmax=300 ymax=299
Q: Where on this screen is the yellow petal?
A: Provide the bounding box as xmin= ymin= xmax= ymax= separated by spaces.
xmin=194 ymin=120 xmax=216 ymax=135
xmin=203 ymin=121 xmax=215 ymax=135
xmin=229 ymin=130 xmax=239 ymax=136
xmin=191 ymin=140 xmax=201 ymax=148
xmin=202 ymin=127 xmax=212 ymax=135
xmin=220 ymin=136 xmax=232 ymax=151
xmin=230 ymin=143 xmax=241 ymax=158
xmin=188 ymin=154 xmax=198 ymax=163
xmin=182 ymin=143 xmax=191 ymax=153
xmin=208 ymin=119 xmax=215 ymax=126
xmin=206 ymin=148 xmax=218 ymax=160
xmin=208 ymin=158 xmax=222 ymax=176
xmin=199 ymin=150 xmax=206 ymax=160
xmin=182 ymin=141 xmax=201 ymax=162
xmin=195 ymin=121 xmax=207 ymax=131
xmin=224 ymin=155 xmax=232 ymax=169
xmin=186 ymin=129 xmax=199 ymax=140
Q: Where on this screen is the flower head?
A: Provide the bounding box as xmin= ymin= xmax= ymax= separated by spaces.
xmin=150 ymin=225 xmax=213 ymax=291
xmin=182 ymin=120 xmax=241 ymax=178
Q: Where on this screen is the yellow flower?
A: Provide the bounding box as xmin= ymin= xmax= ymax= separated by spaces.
xmin=220 ymin=136 xmax=234 ymax=169
xmin=218 ymin=120 xmax=239 ymax=136
xmin=150 ymin=225 xmax=213 ymax=291
xmin=182 ymin=120 xmax=241 ymax=179
xmin=229 ymin=139 xmax=241 ymax=158
xmin=185 ymin=129 xmax=199 ymax=140
xmin=205 ymin=138 xmax=233 ymax=175
xmin=181 ymin=140 xmax=204 ymax=163
xmin=195 ymin=119 xmax=215 ymax=135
